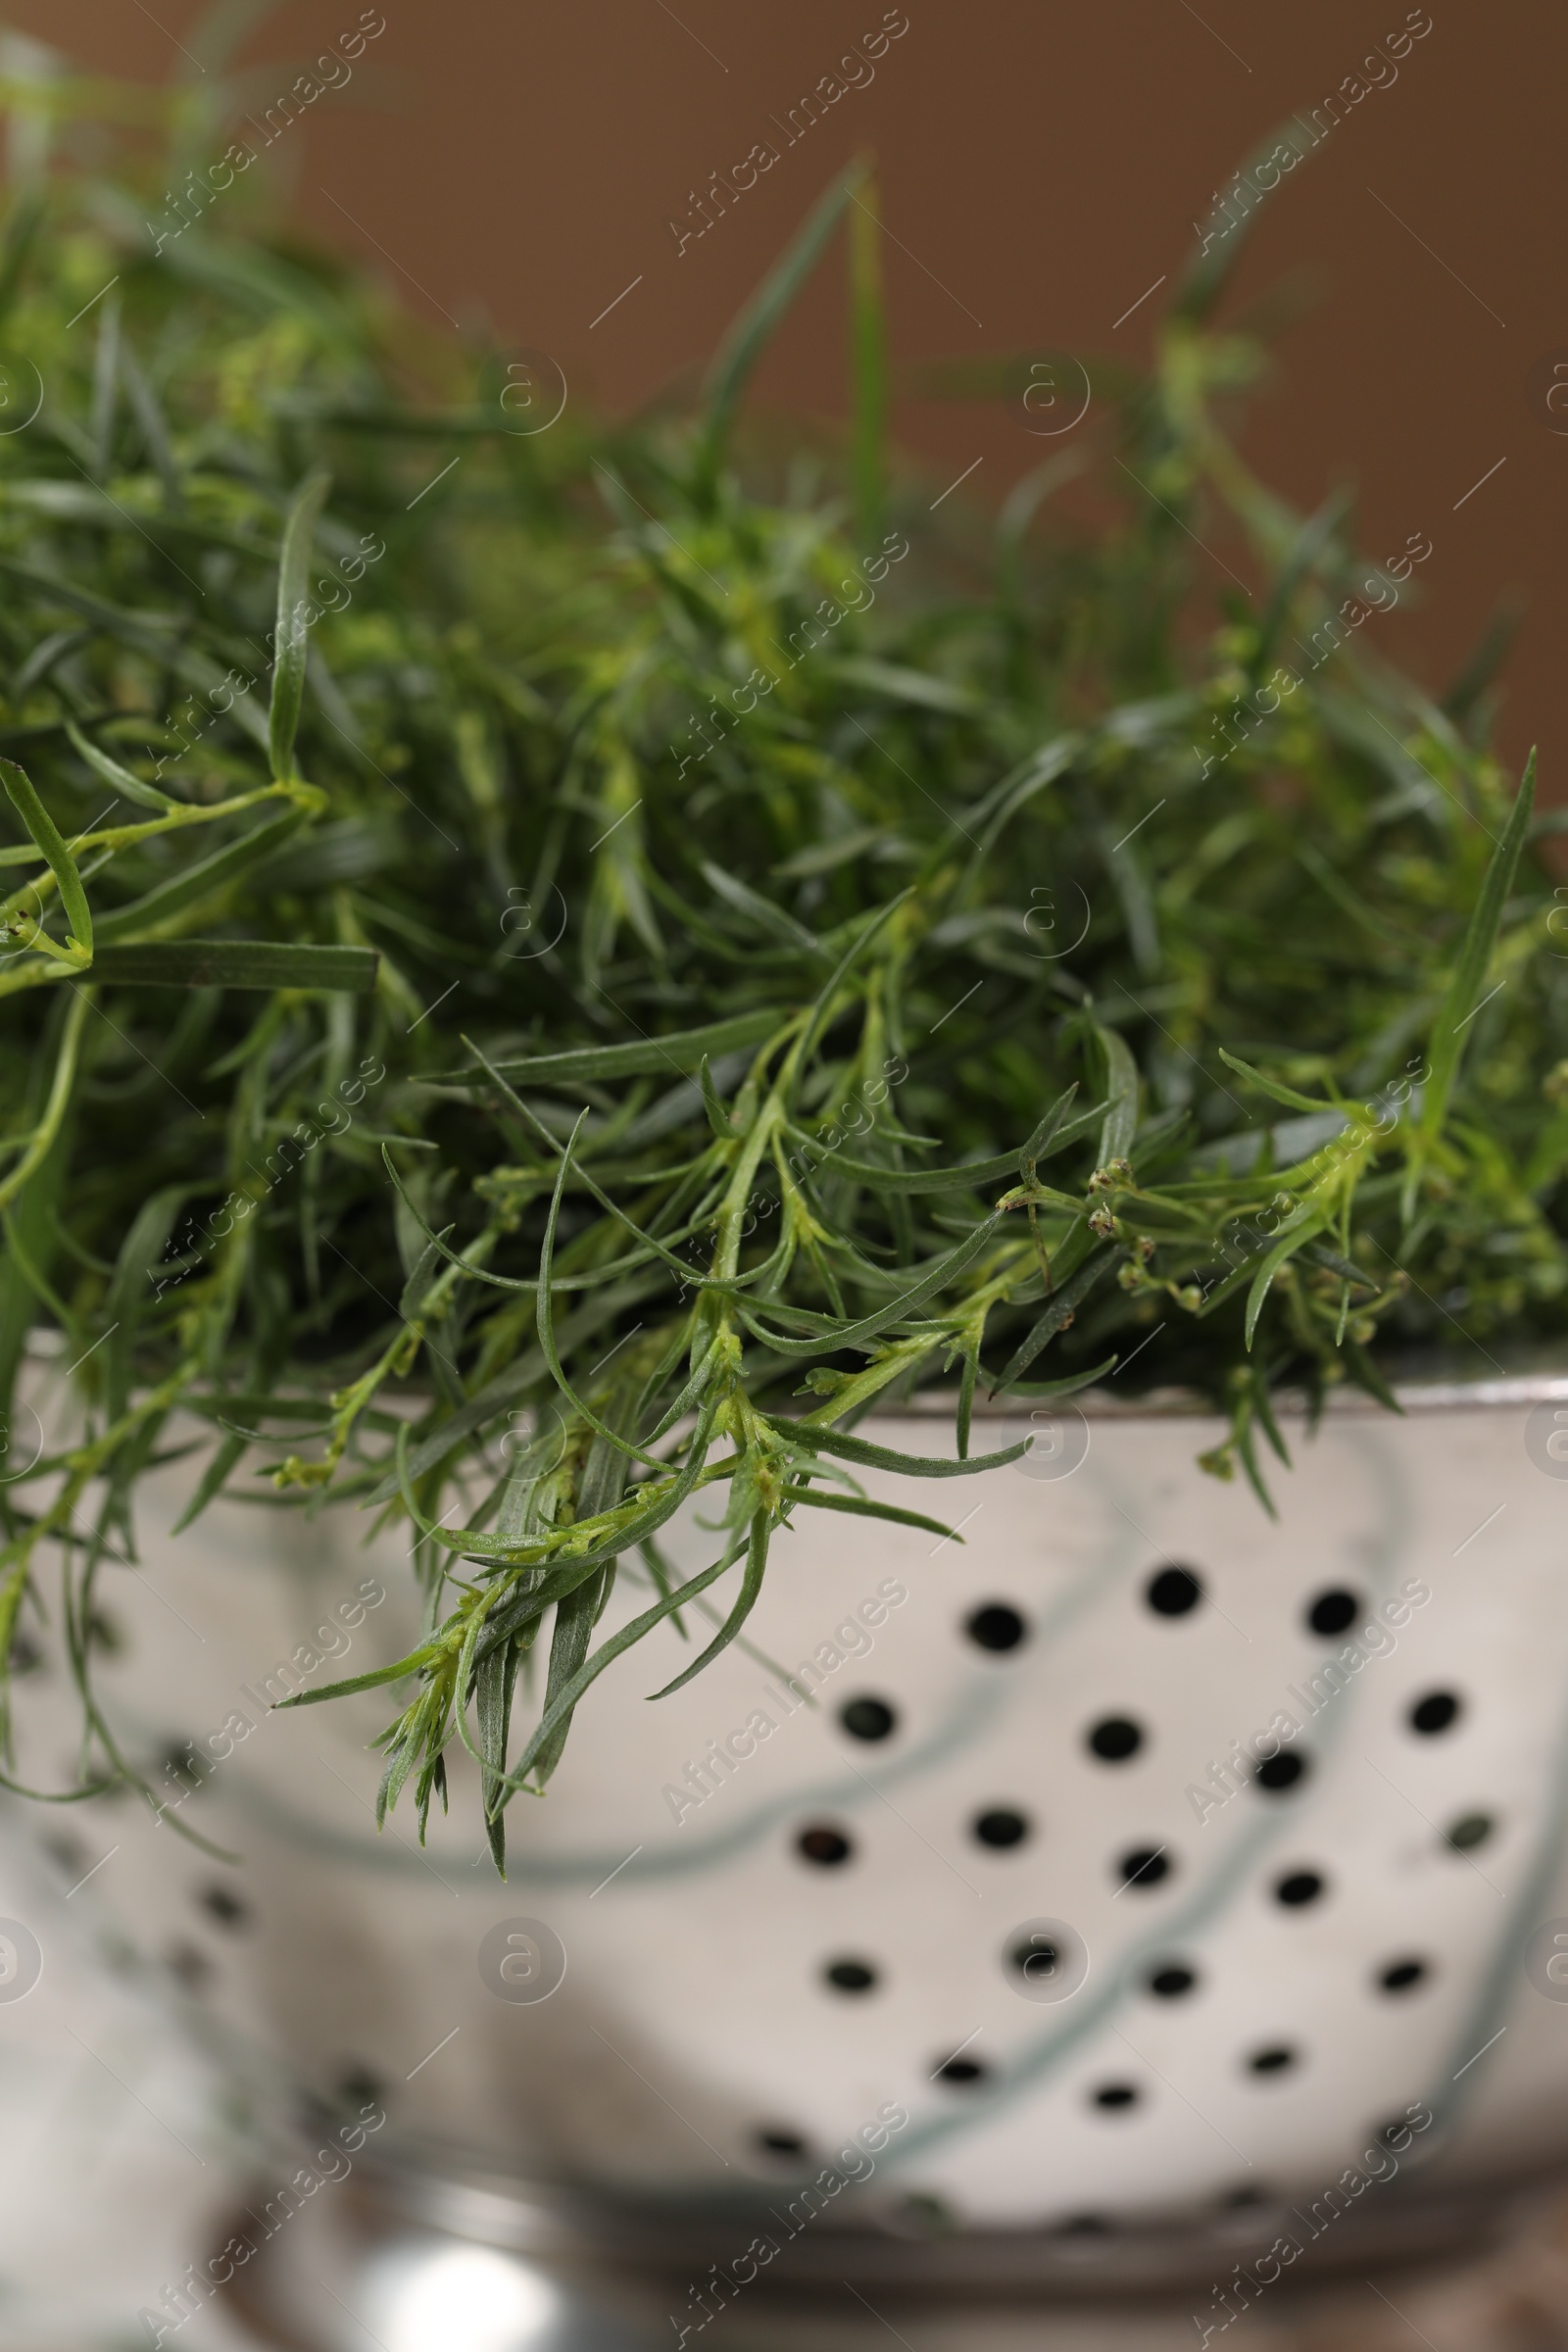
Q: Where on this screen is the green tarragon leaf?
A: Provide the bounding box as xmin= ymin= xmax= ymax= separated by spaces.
xmin=0 ymin=759 xmax=93 ymax=962
xmin=91 ymin=941 xmax=378 ymax=991
xmin=269 ymin=470 xmax=331 ymax=782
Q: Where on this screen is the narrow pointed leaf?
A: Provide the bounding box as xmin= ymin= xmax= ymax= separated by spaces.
xmin=0 ymin=759 xmax=92 ymax=958
xmin=1243 ymin=1210 xmax=1329 ymax=1348
xmin=995 ymin=1245 xmax=1115 ymax=1389
xmin=271 ymin=1643 xmax=443 ymax=1707
xmin=97 ymin=809 xmax=306 ymax=941
xmin=698 ymin=169 xmax=861 ymax=488
xmin=700 ymin=858 xmax=818 ymax=952
xmin=170 ymin=1429 xmax=247 ymax=1534
xmin=1095 ymin=1023 xmax=1138 ymax=1162
xmin=495 ymin=1544 xmax=742 ymax=1799
xmin=794 ymin=1102 xmax=1102 ymax=1197
xmin=1004 ymin=1353 xmax=1118 ymax=1399
xmin=269 ymin=469 xmax=331 ymax=780
xmin=437 ymin=1007 xmax=781 ymax=1090
xmin=65 ymin=722 xmax=180 ymax=813
xmin=699 ymin=1054 xmax=731 ymax=1139
xmin=91 ymin=941 xmax=378 ymax=991
xmin=1419 ymin=752 xmax=1536 ymax=1146
xmin=1172 ymin=115 xmax=1316 ymax=326
xmin=764 ymin=1418 xmax=1029 ymax=1478
xmin=646 ymin=1513 xmax=766 ymax=1699
xmin=745 ymin=1211 xmax=1004 ymax=1361
xmin=1020 ymin=1084 xmax=1079 ymax=1176
xmin=777 ymin=1487 xmax=960 ymax=1542
xmin=1218 ymin=1051 xmax=1338 ymax=1117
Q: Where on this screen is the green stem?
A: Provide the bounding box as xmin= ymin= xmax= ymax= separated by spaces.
xmin=0 ymin=985 xmax=91 ymax=1215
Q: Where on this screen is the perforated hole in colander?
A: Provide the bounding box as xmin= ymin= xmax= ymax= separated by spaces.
xmin=1145 ymin=1564 xmax=1203 ymax=1615
xmin=823 ymin=1958 xmax=877 ymax=1994
xmin=1248 ymin=2044 xmax=1298 ymax=2077
xmin=1088 ymin=1715 xmax=1144 ymax=1762
xmin=839 ymin=1695 xmax=897 ymax=1741
xmin=972 ymin=1807 xmax=1030 ymax=1848
xmin=1092 ymin=2083 xmax=1139 ymax=2112
xmin=1116 ymin=1845 xmax=1171 ymax=1890
xmin=1306 ymin=1587 xmax=1360 ymax=1635
xmin=964 ymin=1602 xmax=1027 ymax=1651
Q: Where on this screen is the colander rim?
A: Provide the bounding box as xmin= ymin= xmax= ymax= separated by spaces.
xmin=888 ymin=1366 xmax=1568 ymax=1421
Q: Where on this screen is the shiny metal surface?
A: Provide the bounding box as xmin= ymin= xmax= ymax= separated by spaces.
xmin=224 ymin=2178 xmax=654 ymax=2351
xmin=219 ymin=2154 xmax=1551 ymax=2349
xmin=9 ymin=1377 xmax=1568 ymax=2342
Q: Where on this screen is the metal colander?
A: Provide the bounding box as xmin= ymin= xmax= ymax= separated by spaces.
xmin=10 ymin=1377 xmax=1568 ymax=2337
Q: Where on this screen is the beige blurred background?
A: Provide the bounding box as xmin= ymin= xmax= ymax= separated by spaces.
xmin=4 ymin=0 xmax=1558 ymax=783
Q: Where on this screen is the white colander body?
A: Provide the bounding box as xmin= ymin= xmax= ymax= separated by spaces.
xmin=11 ymin=1379 xmax=1568 ymax=2242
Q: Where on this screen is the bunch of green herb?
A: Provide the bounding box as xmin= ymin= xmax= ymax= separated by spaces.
xmin=0 ymin=74 xmax=1559 ymax=1866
